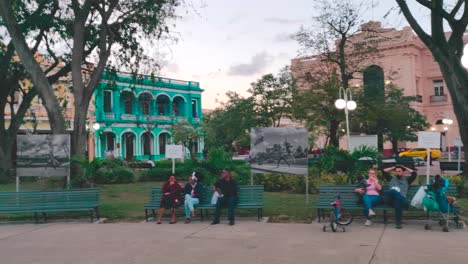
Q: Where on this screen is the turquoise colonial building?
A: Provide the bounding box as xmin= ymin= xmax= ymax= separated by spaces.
xmin=93 ymin=72 xmax=203 ymax=161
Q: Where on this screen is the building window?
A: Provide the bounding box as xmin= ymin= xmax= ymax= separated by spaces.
xmin=142 ymin=132 xmax=152 ymax=155
xmin=433 ymin=80 xmax=444 ymax=96
xmin=104 ymin=90 xmax=112 ymax=112
xmin=124 ymin=96 xmax=133 ymax=114
xmin=106 ymin=133 xmax=115 ymax=151
xmin=416 ymin=95 xmax=423 ymax=103
xmin=139 ymin=93 xmax=152 ymax=115
xmin=192 ymin=99 xmax=198 ymax=118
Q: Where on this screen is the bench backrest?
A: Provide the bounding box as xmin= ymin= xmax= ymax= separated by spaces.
xmin=0 ymin=189 xmax=100 ymax=209
xmin=317 ymin=184 xmax=458 ymax=208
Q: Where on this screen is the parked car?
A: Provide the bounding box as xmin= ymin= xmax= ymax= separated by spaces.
xmin=398 ymin=148 xmax=441 ymax=159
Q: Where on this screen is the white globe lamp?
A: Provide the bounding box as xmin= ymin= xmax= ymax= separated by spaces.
xmin=335 ymin=99 xmax=346 ymax=109
xmin=92 ymin=123 xmax=100 ymax=130
xmin=346 ymin=100 xmax=357 ymax=110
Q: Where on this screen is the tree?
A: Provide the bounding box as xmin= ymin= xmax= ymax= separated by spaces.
xmin=354 ymin=84 xmax=429 ymax=154
xmin=0 ymin=1 xmax=69 ymax=179
xmin=203 ymin=91 xmax=257 ymax=151
xmin=172 ymin=122 xmax=200 ymax=159
xmin=292 ymin=73 xmax=346 ymax=147
xmin=293 ymin=0 xmax=379 ymax=147
xmin=0 ymin=0 xmax=180 ymax=176
xmin=249 ymin=66 xmax=297 ymax=127
xmin=394 ymin=0 xmax=468 ymax=177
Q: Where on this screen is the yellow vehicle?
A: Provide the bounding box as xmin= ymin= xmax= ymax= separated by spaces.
xmin=398 ymin=148 xmax=441 ymax=159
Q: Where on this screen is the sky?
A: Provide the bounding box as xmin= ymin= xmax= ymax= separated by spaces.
xmin=154 ymin=0 xmax=431 ymax=110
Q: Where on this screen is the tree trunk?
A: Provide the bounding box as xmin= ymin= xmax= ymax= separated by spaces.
xmin=0 ymin=143 xmax=13 ymax=181
xmin=0 ymin=0 xmax=66 ymax=134
xmin=391 ymin=139 xmax=398 ymax=156
xmin=329 ymin=120 xmax=340 ymax=147
xmin=70 ymin=100 xmax=90 ymax=178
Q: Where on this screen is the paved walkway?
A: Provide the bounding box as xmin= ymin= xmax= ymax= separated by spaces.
xmin=0 ymin=220 xmax=467 ymax=264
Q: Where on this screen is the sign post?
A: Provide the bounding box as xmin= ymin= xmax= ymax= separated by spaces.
xmin=418 ymin=131 xmax=441 ymax=184
xmin=165 ymin=145 xmax=184 ymax=174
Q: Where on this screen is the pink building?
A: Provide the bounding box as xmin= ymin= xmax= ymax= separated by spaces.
xmin=291 ymin=21 xmax=465 ymax=154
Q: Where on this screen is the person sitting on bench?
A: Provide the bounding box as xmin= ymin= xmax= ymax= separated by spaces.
xmin=382 ymin=165 xmax=417 ymax=229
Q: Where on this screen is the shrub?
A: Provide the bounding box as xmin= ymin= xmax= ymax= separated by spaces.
xmin=95 ymin=167 xmax=135 ymax=184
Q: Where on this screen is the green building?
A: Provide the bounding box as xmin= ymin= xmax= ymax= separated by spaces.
xmin=93 ymin=72 xmax=203 ymax=161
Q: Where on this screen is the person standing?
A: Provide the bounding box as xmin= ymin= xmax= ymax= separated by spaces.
xmin=183 ymin=172 xmax=204 ymax=224
xmin=156 ymin=175 xmax=183 ymax=224
xmin=382 ymin=165 xmax=417 ymax=229
xmin=355 ymin=168 xmax=382 ymax=226
xmin=211 ymin=168 xmax=238 ymax=226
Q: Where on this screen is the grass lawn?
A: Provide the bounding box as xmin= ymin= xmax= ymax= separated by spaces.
xmin=0 ymin=180 xmax=466 ymax=223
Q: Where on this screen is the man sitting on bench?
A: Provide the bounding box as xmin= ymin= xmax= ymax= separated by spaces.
xmin=382 ymin=165 xmax=417 ymax=229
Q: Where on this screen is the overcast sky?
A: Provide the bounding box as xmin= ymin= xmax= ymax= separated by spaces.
xmin=156 ymin=0 xmax=431 ymax=109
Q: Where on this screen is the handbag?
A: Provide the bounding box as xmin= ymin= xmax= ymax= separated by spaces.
xmin=211 ymin=191 xmax=220 ymax=205
xmin=410 ymin=186 xmax=425 ymax=209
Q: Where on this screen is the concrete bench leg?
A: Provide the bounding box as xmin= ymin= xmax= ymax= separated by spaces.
xmin=383 ymin=210 xmax=388 ymax=224
xmin=145 ymin=209 xmax=149 ymax=222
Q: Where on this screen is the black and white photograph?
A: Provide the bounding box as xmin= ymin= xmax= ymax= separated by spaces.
xmin=16 ymin=134 xmax=71 ymax=177
xmin=250 ymin=127 xmax=309 ymax=175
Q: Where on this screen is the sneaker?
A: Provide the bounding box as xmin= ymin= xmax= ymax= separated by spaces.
xmin=364 ymin=219 xmax=372 ymax=226
xmin=395 ymin=223 xmax=402 ymax=229
xmin=211 ymin=220 xmax=220 ymax=225
xmin=368 ymin=209 xmax=376 ymax=217
xmin=184 ymin=218 xmax=191 ymax=224
xmin=229 ymin=220 xmax=235 ymax=226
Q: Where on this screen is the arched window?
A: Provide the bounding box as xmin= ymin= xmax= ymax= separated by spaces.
xmin=363 ymin=65 xmax=385 ymax=98
xmin=121 ymin=91 xmax=134 ymax=114
xmin=142 ymin=132 xmax=153 ymax=155
xmin=139 ymin=93 xmax=152 ymax=115
xmin=156 ymin=95 xmax=170 ymax=116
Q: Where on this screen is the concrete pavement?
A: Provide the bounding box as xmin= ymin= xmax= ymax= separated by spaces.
xmin=0 ymin=220 xmax=467 ymax=264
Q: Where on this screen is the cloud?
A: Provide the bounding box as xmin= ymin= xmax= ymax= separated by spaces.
xmin=264 ymin=17 xmax=304 ymax=25
xmin=227 ymin=52 xmax=273 ymax=76
xmin=274 ymin=32 xmax=294 ymax=42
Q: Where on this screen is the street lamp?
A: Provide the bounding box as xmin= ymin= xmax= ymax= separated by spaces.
xmin=442 ymin=118 xmax=453 ymax=161
xmin=335 ymin=87 xmax=357 ymax=150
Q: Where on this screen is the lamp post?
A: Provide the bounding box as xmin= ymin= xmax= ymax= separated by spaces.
xmin=442 ymin=118 xmax=453 ymax=161
xmin=335 ymin=87 xmax=357 ymax=150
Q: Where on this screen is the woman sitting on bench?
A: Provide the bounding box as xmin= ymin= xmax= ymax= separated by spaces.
xmin=156 ymin=175 xmax=183 ymax=224
xmin=355 ymin=168 xmax=382 ymax=226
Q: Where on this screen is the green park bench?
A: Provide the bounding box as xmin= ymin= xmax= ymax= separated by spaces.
xmin=440 ymin=161 xmax=465 ymax=173
xmin=0 ymin=188 xmax=100 ymax=223
xmin=144 ymin=185 xmax=264 ymax=221
xmin=315 ymin=184 xmax=458 ymax=223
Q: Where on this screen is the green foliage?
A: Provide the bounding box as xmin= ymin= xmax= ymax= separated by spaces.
xmin=203 ymin=92 xmax=257 ymax=150
xmin=354 ymin=84 xmax=429 ymax=153
xmin=204 ymin=67 xmax=297 ymax=150
xmin=249 ymin=66 xmax=297 ymax=127
xmin=172 ymin=122 xmax=201 ymax=158
xmin=313 ymin=146 xmax=376 ymax=183
xmin=72 ymin=157 xmax=134 ymax=186
xmin=95 ymin=167 xmax=135 ymax=184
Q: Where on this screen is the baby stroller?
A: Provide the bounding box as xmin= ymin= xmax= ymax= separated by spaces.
xmin=423 ymin=176 xmax=465 ymax=232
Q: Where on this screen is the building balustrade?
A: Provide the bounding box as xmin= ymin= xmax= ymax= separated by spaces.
xmin=121 ymin=114 xmax=137 ymax=120
xmin=430 ymin=95 xmax=447 ymax=103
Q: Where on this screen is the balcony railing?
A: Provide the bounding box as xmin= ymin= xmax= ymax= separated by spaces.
xmin=193 ymin=117 xmax=200 ymax=122
xmin=430 ymin=95 xmax=447 ymax=103
xmin=121 ymin=114 xmax=137 ymax=120
xmin=105 ymin=113 xmax=115 ymax=119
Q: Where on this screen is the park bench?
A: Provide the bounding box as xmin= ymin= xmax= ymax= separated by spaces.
xmin=144 ymin=185 xmax=264 ymax=221
xmin=0 ymin=188 xmax=100 ymax=223
xmin=440 ymin=161 xmax=465 ymax=174
xmin=315 ymin=184 xmax=458 ymax=223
